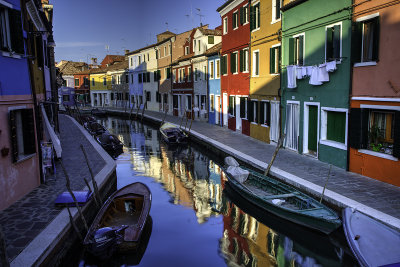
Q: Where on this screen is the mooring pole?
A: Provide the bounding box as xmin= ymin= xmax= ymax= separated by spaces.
xmin=320 ymin=165 xmax=332 ymax=203
xmin=67 ymin=206 xmax=83 ymax=241
xmin=80 ymin=145 xmax=102 ymax=206
xmin=264 ymin=134 xmax=285 ymax=176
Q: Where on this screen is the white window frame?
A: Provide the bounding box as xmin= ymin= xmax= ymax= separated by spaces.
xmin=271 ymin=43 xmax=281 ymax=76
xmin=203 ymin=66 xmax=207 ymax=80
xmin=271 ymin=0 xmax=282 ymax=24
xmin=252 ymin=2 xmax=260 ymax=32
xmin=252 ymin=49 xmax=259 ymax=77
xmin=185 ymin=46 xmax=189 ymax=55
xmin=243 ymin=4 xmax=249 ymax=25
xmin=320 ymin=107 xmax=348 ymax=151
xmin=209 ymin=61 xmax=214 ymax=79
xmin=233 ymin=10 xmax=239 ymax=30
xmin=188 ymin=66 xmax=192 ymax=82
xmin=355 ymin=12 xmax=380 ymax=67
xmin=232 ymin=52 xmax=238 ymax=75
xmin=243 ymin=48 xmax=249 ymax=73
xmin=194 ymin=67 xmax=198 ymax=82
xmin=325 ymin=21 xmax=343 ymax=62
xmin=293 ymin=32 xmax=306 ymax=66
xmin=223 ymin=17 xmax=228 ymax=35
xmin=215 ymin=59 xmax=220 ymax=79
xmin=260 ymin=100 xmax=270 ymax=127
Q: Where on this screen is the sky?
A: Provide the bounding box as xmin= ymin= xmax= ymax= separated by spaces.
xmin=52 ymin=0 xmax=226 ymax=64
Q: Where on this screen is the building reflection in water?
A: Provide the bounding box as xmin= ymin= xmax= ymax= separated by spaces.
xmin=97 ymin=117 xmax=342 ymax=267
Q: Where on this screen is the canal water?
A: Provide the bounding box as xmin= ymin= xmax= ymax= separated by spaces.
xmin=73 ymin=116 xmax=356 ymax=267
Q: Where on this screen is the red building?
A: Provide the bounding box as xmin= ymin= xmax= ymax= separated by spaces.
xmin=74 ymin=70 xmax=90 ymax=105
xmin=217 ymin=0 xmax=251 ymax=134
xmin=100 ymin=55 xmax=125 ymax=68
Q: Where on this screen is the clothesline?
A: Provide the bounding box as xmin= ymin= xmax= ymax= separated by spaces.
xmin=281 ymin=57 xmax=347 ymax=69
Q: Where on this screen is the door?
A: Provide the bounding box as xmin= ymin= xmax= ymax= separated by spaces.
xmin=236 ymin=96 xmax=241 ymax=130
xmin=223 ymin=93 xmax=228 ymax=126
xmin=270 ymin=101 xmax=280 ymax=142
xmin=308 ymin=105 xmax=318 ymax=155
xmin=216 ymin=95 xmax=220 ymax=125
xmin=285 ymin=102 xmax=299 ymax=151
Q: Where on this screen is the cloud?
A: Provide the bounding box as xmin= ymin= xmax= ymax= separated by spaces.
xmin=56 ymin=42 xmax=104 ymax=48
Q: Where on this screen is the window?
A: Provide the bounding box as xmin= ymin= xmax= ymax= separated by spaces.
xmin=223 ymin=17 xmax=228 ymax=34
xmin=112 ymin=76 xmax=115 ymax=85
xmin=270 ymin=45 xmax=281 ymax=74
xmin=322 ymin=108 xmax=348 ymax=150
xmin=229 ymin=96 xmax=236 ymax=116
xmin=130 ymin=74 xmax=133 ymax=84
xmin=169 ymin=44 xmax=171 ymax=55
xmin=204 ymin=66 xmax=207 ymax=80
xmin=185 ymin=46 xmax=189 ymax=55
xmin=208 ymin=36 xmax=214 ymax=44
xmin=164 ymin=46 xmax=167 ymax=56
xmin=62 ymin=95 xmax=69 ymax=102
xmin=260 ymin=101 xmax=271 ymax=126
xmin=240 ymin=97 xmax=247 ymax=119
xmin=188 ymin=67 xmax=192 ymax=82
xmin=221 ymin=55 xmax=228 ymax=75
xmin=9 ymin=109 xmax=36 ymax=162
xmin=216 ymin=59 xmax=220 ymax=78
xmin=103 ymin=77 xmax=106 ymax=85
xmin=247 ymin=100 xmax=258 ymax=123
xmin=194 ymin=68 xmax=198 ymax=82
xmin=272 ymin=0 xmax=281 ymax=22
xmin=146 ymin=91 xmax=151 ymax=102
xmin=230 ymin=52 xmax=238 ymax=74
xmin=232 ymin=11 xmax=238 ymax=29
xmin=138 ymin=55 xmax=141 ymax=64
xmin=156 ymin=92 xmax=161 ymax=103
xmin=354 ymin=15 xmax=380 ymax=64
xmin=84 ymin=77 xmax=89 ymax=87
xmin=138 ymin=73 xmax=142 ymax=83
xmin=75 ymin=79 xmax=79 ymax=86
xmin=178 ymin=68 xmax=181 ymax=82
xmin=147 ymin=53 xmax=149 ymax=61
xmin=155 ymin=50 xmax=158 ymax=59
xmin=210 ymin=95 xmax=214 ymax=112
xmin=250 ymin=3 xmax=260 ymax=31
xmin=201 ymin=95 xmax=206 ymax=110
xmin=198 ymin=40 xmax=200 ymax=52
xmin=240 ymin=4 xmax=249 ymax=25
xmin=92 ymin=78 xmax=95 ymax=86
xmin=326 ymin=24 xmax=341 ymax=61
xmin=0 ymin=7 xmax=24 ymax=54
xmin=130 ymin=57 xmax=133 ymax=66
xmin=210 ymin=61 xmax=214 ymax=79
xmin=289 ymin=34 xmax=304 ymax=66
xmin=186 ymin=95 xmax=192 ymax=110
xmin=253 ymin=50 xmax=259 ymax=76
xmin=240 ymin=48 xmax=249 ymax=72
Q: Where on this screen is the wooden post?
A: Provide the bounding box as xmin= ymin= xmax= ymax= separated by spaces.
xmin=179 ymin=112 xmax=185 ymax=129
xmin=0 ymin=225 xmax=9 ymax=267
xmin=67 ymin=206 xmax=83 ymax=241
xmin=188 ymin=109 xmax=194 ymax=134
xmin=141 ymin=100 xmax=147 ymax=123
xmin=80 ymin=145 xmax=102 ymax=206
xmin=60 ymin=161 xmax=89 ymax=231
xmin=264 ymin=134 xmax=285 ymax=176
xmin=320 ymin=165 xmax=332 ymax=203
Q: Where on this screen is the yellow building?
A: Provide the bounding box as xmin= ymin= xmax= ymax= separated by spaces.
xmin=89 ymin=68 xmax=112 ymax=106
xmin=250 ymin=0 xmax=281 ymax=143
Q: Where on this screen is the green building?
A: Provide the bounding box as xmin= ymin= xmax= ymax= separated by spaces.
xmin=281 ymin=0 xmax=352 ymax=169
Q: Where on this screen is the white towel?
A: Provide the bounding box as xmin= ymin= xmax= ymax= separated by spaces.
xmin=326 ymin=61 xmax=337 ymax=72
xmin=318 ymin=63 xmax=329 ymax=82
xmin=309 ymin=66 xmax=322 ymax=85
xmin=306 ymin=66 xmax=313 ymax=77
xmin=302 ymin=66 xmax=309 ymax=77
xmin=296 ymin=66 xmax=304 ymax=79
xmin=287 ymin=65 xmax=297 ymax=88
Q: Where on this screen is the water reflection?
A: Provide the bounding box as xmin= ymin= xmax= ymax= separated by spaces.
xmin=87 ymin=117 xmax=346 ymax=267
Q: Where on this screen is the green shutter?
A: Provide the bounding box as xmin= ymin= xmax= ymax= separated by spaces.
xmin=240 ymin=7 xmax=244 ymax=25
xmin=351 ymin=22 xmax=362 ymax=63
xmin=270 ymin=47 xmax=275 ymax=74
xmin=257 ymin=4 xmax=260 ymax=29
xmin=326 ymin=27 xmax=333 ymax=60
xmin=288 ymin=38 xmax=295 ymax=65
xmin=327 ymin=111 xmax=346 ymax=143
xmin=278 ymin=46 xmax=281 ymax=72
xmin=240 ymin=98 xmax=245 ymax=118
xmin=333 ymin=25 xmax=341 ymax=59
xmin=298 ymin=35 xmax=304 ymax=65
xmin=372 ymin=16 xmax=380 ymax=61
xmin=250 ymin=6 xmax=254 ymax=31
xmin=9 ymin=9 xmax=24 ymax=54
xmin=260 ymin=102 xmax=265 ymax=124
xmin=230 ymin=53 xmax=234 ymax=74
xmin=248 ymin=101 xmax=253 ymax=122
xmin=308 ymin=106 xmax=318 ymax=151
xmin=240 ymin=50 xmax=243 ymax=72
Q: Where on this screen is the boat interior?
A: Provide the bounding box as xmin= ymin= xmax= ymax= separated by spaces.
xmin=99 ymin=194 xmax=144 ymax=228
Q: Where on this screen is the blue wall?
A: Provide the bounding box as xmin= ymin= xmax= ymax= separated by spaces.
xmin=208 ymin=54 xmax=221 ymax=125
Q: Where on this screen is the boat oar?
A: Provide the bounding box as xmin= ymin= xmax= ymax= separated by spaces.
xmin=60 ymin=161 xmax=89 ymax=232
xmin=264 ymin=134 xmax=285 ymax=176
xmin=80 ymin=145 xmax=102 ymax=206
xmin=67 ymin=206 xmax=83 ymax=241
xmin=320 ymin=165 xmax=332 ymax=203
xmin=0 ymin=225 xmax=9 ymax=267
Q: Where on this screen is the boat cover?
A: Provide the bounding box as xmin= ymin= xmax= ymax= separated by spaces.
xmin=224 ymin=156 xmax=240 ymax=167
xmin=54 ymin=191 xmax=93 ymax=206
xmin=226 ymin=166 xmax=249 ymax=183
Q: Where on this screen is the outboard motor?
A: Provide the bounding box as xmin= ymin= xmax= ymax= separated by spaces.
xmin=88 ymin=225 xmax=128 ymax=259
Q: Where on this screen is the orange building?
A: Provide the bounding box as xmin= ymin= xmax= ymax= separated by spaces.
xmin=349 ymin=0 xmax=400 ymax=186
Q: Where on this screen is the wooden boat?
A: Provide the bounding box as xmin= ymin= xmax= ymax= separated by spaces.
xmin=84 ymin=121 xmax=107 ymax=136
xmin=95 ymin=132 xmax=124 ymax=158
xmin=83 ymin=182 xmax=152 ymax=258
xmin=223 ymin=157 xmax=341 ymax=234
xmin=159 ymin=123 xmax=188 ymax=145
xmin=343 ymin=207 xmax=400 ymax=267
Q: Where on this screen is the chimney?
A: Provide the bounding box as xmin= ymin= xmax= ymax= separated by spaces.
xmin=125 ymin=50 xmax=130 ymax=55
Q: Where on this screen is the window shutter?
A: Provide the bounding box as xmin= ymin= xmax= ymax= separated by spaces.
xmin=270 ymin=47 xmax=275 ymax=74
xmin=267 ymin=102 xmax=271 ymax=126
xmin=351 ymin=22 xmax=362 ymax=63
xmin=326 ymin=27 xmax=333 ymax=60
xmin=230 ymin=53 xmax=234 ymax=74
xmin=9 ymin=110 xmax=18 ymax=162
xmin=232 ymin=13 xmax=235 ymax=29
xmin=240 ymin=7 xmax=244 ymax=25
xmin=288 ymin=38 xmax=295 ymax=65
xmin=154 ymin=71 xmax=157 ymax=81
xmin=158 ymin=70 xmax=161 ymax=81
xmin=250 ymin=6 xmax=254 ymax=30
xmin=275 ymin=0 xmax=281 ymax=20
xmin=248 ymin=101 xmax=253 ymax=122
xmin=240 ymin=98 xmax=245 ymax=118
xmin=138 ymin=73 xmax=142 ymax=83
xmin=278 ymin=46 xmax=281 ymax=73
xmin=9 ymin=9 xmax=24 ymax=54
xmin=260 ymin=102 xmax=265 ymax=124
xmin=298 ymin=35 xmax=304 ymax=66
xmin=333 ymin=25 xmax=341 ymax=59
xmin=349 ymin=108 xmax=369 ymax=149
xmin=240 ymin=50 xmax=243 ymax=72
xmin=393 ymin=111 xmax=400 ymax=158
xmin=147 ymin=72 xmax=150 ymax=83
xmin=257 ymin=4 xmax=260 ymax=28
xmin=372 ymin=16 xmax=380 ymax=62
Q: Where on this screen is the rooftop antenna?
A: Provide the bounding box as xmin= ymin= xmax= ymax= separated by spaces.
xmin=165 ymin=22 xmax=169 ymax=31
xmin=195 ymin=8 xmax=205 ymax=26
xmin=105 ymin=45 xmax=110 ymax=54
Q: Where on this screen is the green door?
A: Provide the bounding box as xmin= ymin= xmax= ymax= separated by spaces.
xmin=308 ymin=106 xmax=318 ymax=152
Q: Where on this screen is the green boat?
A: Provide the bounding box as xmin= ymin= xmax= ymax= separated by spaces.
xmin=223 ymin=157 xmax=341 ymax=235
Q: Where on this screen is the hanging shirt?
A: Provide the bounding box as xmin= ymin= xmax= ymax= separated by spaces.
xmin=306 ymin=66 xmax=313 ymax=77
xmin=287 ymin=65 xmax=297 ymax=88
xmin=318 ymin=63 xmax=329 ymax=82
xmin=326 ymin=61 xmax=337 ymax=72
xmin=296 ymin=66 xmax=304 ymax=79
xmin=309 ymin=66 xmax=322 ymax=86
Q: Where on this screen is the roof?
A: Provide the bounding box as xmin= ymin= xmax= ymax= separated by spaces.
xmin=205 ymin=43 xmax=222 ymax=56
xmin=106 ymin=60 xmax=129 ymax=72
xmin=172 ymin=53 xmax=194 ymax=65
xmin=216 ymin=0 xmax=235 ymax=12
xmin=281 ymin=0 xmax=308 ymax=12
xmin=58 ymin=61 xmax=89 ymax=75
xmin=126 ymin=43 xmax=158 ymax=56
xmin=198 ymin=28 xmax=222 ymax=36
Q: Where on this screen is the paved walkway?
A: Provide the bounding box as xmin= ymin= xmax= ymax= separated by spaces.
xmin=0 ymin=115 xmax=106 ymax=263
xmin=107 ymin=107 xmax=400 ymax=229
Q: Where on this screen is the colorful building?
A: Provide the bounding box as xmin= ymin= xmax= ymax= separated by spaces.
xmin=249 ymin=0 xmax=281 ymax=144
xmin=172 ymin=51 xmax=194 ymax=117
xmin=349 ymin=0 xmax=400 ymax=186
xmin=207 ymin=43 xmax=222 ymax=126
xmin=108 ymin=60 xmax=129 ymax=108
xmin=74 ymin=69 xmax=90 ymax=105
xmin=281 ymin=0 xmax=352 ymax=169
xmin=217 ymin=0 xmax=251 ymax=133
xmin=89 ymin=67 xmax=111 ymax=107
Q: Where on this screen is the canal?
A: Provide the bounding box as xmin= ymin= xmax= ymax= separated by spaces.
xmin=72 ymin=116 xmax=356 ymax=267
